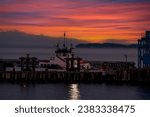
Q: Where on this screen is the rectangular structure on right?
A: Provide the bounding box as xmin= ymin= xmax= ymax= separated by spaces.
xmin=138 ymin=31 xmax=150 ymax=68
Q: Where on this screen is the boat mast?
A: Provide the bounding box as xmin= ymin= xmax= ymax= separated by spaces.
xmin=63 ymin=32 xmax=66 ymax=48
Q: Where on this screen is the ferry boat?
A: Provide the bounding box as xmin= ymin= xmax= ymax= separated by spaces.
xmin=39 ymin=33 xmax=91 ymax=70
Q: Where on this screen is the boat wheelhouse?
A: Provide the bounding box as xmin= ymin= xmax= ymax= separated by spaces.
xmin=39 ymin=32 xmax=91 ymax=71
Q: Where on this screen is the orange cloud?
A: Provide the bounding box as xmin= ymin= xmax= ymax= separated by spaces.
xmin=0 ymin=0 xmax=150 ymax=43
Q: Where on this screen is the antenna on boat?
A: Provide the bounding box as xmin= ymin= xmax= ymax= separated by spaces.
xmin=63 ymin=32 xmax=66 ymax=48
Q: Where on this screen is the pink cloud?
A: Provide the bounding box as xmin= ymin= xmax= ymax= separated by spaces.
xmin=0 ymin=0 xmax=150 ymax=42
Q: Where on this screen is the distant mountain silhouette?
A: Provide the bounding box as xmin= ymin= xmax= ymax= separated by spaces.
xmin=0 ymin=30 xmax=83 ymax=48
xmin=76 ymin=43 xmax=137 ymax=48
xmin=0 ymin=30 xmax=137 ymax=48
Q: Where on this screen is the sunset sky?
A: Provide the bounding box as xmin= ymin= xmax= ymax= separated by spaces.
xmin=0 ymin=0 xmax=150 ymax=43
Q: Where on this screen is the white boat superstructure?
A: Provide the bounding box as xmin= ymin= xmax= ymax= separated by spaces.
xmin=39 ymin=32 xmax=91 ymax=70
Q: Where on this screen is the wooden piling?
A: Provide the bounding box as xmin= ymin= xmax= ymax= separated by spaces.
xmin=0 ymin=68 xmax=150 ymax=84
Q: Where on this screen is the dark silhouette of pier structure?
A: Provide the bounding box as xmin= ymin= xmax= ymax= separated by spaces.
xmin=66 ymin=54 xmax=81 ymax=71
xmin=138 ymin=31 xmax=150 ymax=68
xmin=19 ymin=54 xmax=38 ymax=71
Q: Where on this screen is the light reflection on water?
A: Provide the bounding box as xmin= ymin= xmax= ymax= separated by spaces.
xmin=68 ymin=84 xmax=80 ymax=100
xmin=0 ymin=83 xmax=150 ymax=100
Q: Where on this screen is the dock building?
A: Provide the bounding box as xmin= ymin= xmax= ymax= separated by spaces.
xmin=138 ymin=31 xmax=150 ymax=68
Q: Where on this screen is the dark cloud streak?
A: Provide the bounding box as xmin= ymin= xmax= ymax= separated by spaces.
xmin=0 ymin=12 xmax=44 ymax=18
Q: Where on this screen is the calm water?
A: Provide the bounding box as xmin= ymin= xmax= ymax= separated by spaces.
xmin=0 ymin=83 xmax=150 ymax=100
xmin=0 ymin=47 xmax=149 ymax=100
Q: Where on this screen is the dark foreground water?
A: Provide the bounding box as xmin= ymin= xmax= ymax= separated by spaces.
xmin=0 ymin=83 xmax=150 ymax=100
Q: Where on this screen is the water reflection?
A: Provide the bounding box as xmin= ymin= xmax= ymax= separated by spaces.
xmin=68 ymin=84 xmax=80 ymax=100
xmin=1 ymin=83 xmax=150 ymax=100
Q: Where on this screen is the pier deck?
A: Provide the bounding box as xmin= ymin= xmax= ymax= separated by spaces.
xmin=0 ymin=68 xmax=150 ymax=83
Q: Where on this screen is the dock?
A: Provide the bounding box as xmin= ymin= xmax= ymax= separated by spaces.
xmin=0 ymin=68 xmax=150 ymax=84
xmin=1 ymin=30 xmax=150 ymax=84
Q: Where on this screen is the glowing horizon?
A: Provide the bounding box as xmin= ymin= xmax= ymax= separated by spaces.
xmin=0 ymin=0 xmax=150 ymax=43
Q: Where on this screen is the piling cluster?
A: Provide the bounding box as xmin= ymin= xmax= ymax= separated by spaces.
xmin=0 ymin=68 xmax=150 ymax=84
